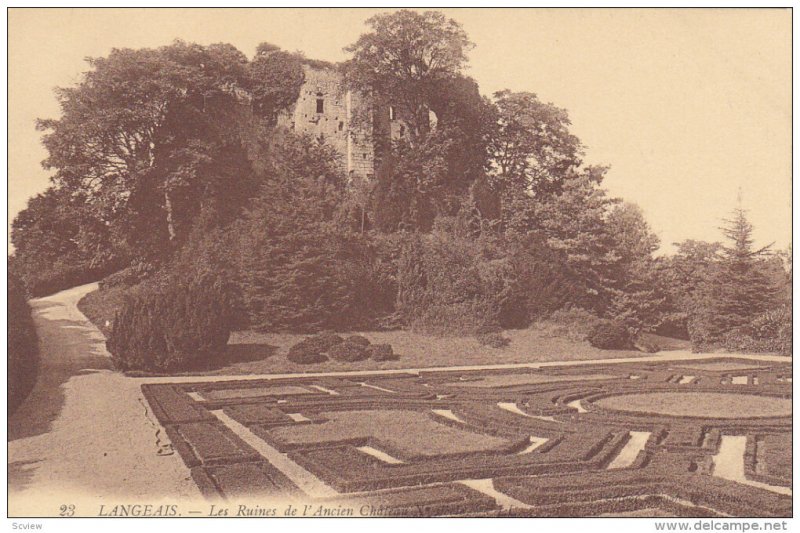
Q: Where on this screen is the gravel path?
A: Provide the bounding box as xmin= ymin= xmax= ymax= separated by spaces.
xmin=8 ymin=284 xmax=202 ymax=517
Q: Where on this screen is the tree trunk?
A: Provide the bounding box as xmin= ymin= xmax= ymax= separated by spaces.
xmin=164 ymin=189 xmax=176 ymax=242
xmin=361 ymin=205 xmax=366 ymax=233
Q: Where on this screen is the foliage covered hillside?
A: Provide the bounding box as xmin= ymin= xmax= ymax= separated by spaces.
xmin=11 ymin=10 xmax=791 ymax=372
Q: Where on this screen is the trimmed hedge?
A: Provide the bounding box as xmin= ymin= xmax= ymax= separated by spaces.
xmin=368 ymin=343 xmax=397 ymax=361
xmin=8 ymin=273 xmax=38 ymax=414
xmin=287 ymin=338 xmax=330 ymax=365
xmin=328 ymin=341 xmax=370 ymax=362
xmin=346 ymin=334 xmax=371 ymax=347
xmin=106 ymin=274 xmax=235 ymax=372
xmin=286 ymin=333 xmax=345 ymax=364
xmin=285 ymin=333 xmax=397 ymax=364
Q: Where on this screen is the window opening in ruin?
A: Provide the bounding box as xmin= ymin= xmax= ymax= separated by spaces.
xmin=389 ymin=106 xmax=396 ymax=121
xmin=316 ymin=96 xmax=324 ymax=114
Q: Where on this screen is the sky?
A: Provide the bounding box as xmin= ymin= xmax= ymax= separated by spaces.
xmin=8 ymin=8 xmax=792 ymax=253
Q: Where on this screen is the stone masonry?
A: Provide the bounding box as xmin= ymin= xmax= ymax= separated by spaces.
xmin=277 ymin=64 xmax=408 ymax=181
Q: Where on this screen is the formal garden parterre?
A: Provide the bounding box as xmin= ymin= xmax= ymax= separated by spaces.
xmin=141 ymin=357 xmax=792 ymax=517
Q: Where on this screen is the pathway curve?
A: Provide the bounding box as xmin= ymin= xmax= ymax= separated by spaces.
xmin=8 ymin=284 xmax=201 ymax=517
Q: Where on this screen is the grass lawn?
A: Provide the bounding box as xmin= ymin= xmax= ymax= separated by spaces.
xmin=594 ymin=392 xmax=792 ymax=418
xmin=268 ymin=409 xmax=509 ymax=457
xmin=207 ymin=327 xmax=649 ymax=376
xmin=637 ymin=333 xmax=691 ymax=351
xmin=78 ymin=287 xmax=660 ymax=376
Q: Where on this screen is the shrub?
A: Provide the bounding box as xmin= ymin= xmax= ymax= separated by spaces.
xmin=692 ymin=304 xmax=791 ymax=356
xmin=368 ymin=343 xmax=397 ymax=361
xmin=410 ymin=302 xmax=496 ymax=336
xmin=743 ymin=304 xmax=791 ymax=355
xmin=312 ymin=332 xmax=345 ymax=351
xmin=99 ymin=261 xmax=157 ymax=290
xmin=8 ymin=272 xmax=38 ymax=414
xmin=105 ymin=274 xmax=235 ymax=372
xmin=286 ymin=339 xmax=329 ymax=365
xmin=475 ymin=324 xmax=501 ymax=335
xmin=331 ymin=234 xmax=399 ymax=330
xmin=346 ymin=335 xmax=371 ymax=347
xmin=636 ymin=339 xmax=661 ymax=353
xmin=77 ymin=284 xmax=132 ymax=337
xmin=503 ymin=234 xmax=584 ymax=325
xmin=328 ymin=341 xmax=369 ymax=362
xmin=285 ymin=332 xmax=346 ymax=365
xmin=395 ymin=219 xmax=515 ymax=335
xmin=476 ymin=332 xmax=511 ymax=349
xmin=235 ymin=133 xmax=360 ymax=333
xmin=587 ymin=321 xmax=633 ymax=350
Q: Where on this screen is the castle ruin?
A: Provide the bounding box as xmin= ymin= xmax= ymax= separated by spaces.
xmin=276 ymin=63 xmax=421 ymax=181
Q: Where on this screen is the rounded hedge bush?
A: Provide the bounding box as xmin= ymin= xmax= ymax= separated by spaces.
xmin=286 ymin=337 xmax=332 ymax=364
xmin=367 ymin=343 xmax=396 ymax=361
xmin=309 ymin=332 xmax=344 ymax=352
xmin=346 ymin=334 xmax=371 ymax=347
xmin=106 ymin=274 xmax=235 ymax=372
xmin=587 ymin=321 xmax=632 ymax=350
xmin=328 ymin=341 xmax=369 ymax=362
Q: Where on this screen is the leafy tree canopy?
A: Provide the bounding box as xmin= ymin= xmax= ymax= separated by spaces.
xmin=344 ymin=10 xmax=473 ymax=139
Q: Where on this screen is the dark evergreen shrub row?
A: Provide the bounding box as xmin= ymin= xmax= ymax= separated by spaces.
xmin=8 ymin=272 xmax=38 ymax=414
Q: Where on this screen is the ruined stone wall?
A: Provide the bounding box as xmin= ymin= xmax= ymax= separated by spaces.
xmin=273 ymin=64 xmax=423 ymax=181
xmin=346 ymin=89 xmax=376 ymax=179
xmin=276 ymin=65 xmax=379 ymax=180
xmin=277 ymin=66 xmax=350 ymax=172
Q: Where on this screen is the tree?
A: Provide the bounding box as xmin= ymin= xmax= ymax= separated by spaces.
xmin=344 ymin=10 xmax=473 ymax=140
xmin=345 ymin=12 xmax=496 ymax=231
xmin=37 ymin=41 xmax=254 ymax=261
xmin=247 ymin=44 xmax=305 ymax=122
xmin=11 ymin=186 xmax=123 ymax=295
xmin=490 ymin=90 xmax=583 ymax=198
xmin=606 ymin=202 xmax=660 ymax=264
xmin=655 ymin=239 xmax=721 ymax=338
xmin=369 ymin=130 xmax=453 ymax=232
xmin=692 ymin=203 xmax=779 ymax=343
xmin=236 ymin=133 xmax=354 ymax=331
xmin=705 ymin=205 xmax=776 ymax=337
xmin=527 ymin=166 xmax=621 ymax=313
xmin=428 ymin=75 xmax=496 ymax=190
xmin=605 ymin=202 xmax=664 ymax=333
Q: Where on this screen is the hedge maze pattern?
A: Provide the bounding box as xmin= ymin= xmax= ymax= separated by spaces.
xmin=142 ymin=357 xmax=792 ymax=517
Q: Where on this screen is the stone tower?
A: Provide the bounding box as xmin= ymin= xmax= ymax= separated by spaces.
xmin=276 ymin=63 xmax=418 ymax=182
xmin=277 ymin=64 xmax=377 ymax=180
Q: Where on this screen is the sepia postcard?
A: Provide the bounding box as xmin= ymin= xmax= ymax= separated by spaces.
xmin=6 ymin=6 xmax=793 ymax=527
